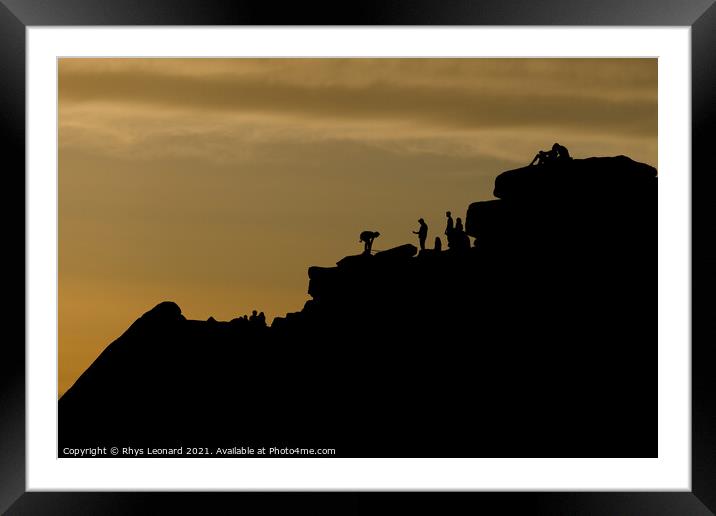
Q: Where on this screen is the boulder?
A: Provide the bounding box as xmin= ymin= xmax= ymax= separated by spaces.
xmin=307 ymin=266 xmax=340 ymax=299
xmin=465 ymin=200 xmax=503 ymax=239
xmin=493 ymin=156 xmax=657 ymax=201
xmin=373 ymin=244 xmax=418 ymax=262
xmin=139 ymin=301 xmax=185 ymax=323
xmin=336 ymin=253 xmax=372 ymax=269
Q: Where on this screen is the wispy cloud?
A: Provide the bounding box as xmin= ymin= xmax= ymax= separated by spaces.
xmin=60 ymin=59 xmax=657 ymax=139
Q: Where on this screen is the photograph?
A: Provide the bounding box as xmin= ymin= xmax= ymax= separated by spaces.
xmin=3 ymin=0 xmax=713 ymax=509
xmin=57 ymin=57 xmax=657 ymax=458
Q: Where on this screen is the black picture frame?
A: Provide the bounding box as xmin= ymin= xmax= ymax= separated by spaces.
xmin=2 ymin=1 xmax=714 ymax=514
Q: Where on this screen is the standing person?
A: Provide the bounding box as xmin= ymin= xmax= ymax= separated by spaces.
xmin=359 ymin=230 xmax=380 ymax=255
xmin=445 ymin=211 xmax=454 ymax=248
xmin=413 ymin=218 xmax=428 ymax=251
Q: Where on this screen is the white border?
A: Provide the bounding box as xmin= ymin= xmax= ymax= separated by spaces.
xmin=27 ymin=27 xmax=691 ymax=490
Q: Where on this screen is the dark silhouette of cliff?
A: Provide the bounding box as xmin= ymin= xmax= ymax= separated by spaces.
xmin=59 ymin=155 xmax=656 ymax=458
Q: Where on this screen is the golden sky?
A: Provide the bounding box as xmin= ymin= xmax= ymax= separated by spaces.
xmin=58 ymin=58 xmax=657 ymax=397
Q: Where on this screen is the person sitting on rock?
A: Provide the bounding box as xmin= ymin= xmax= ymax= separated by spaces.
xmin=452 ymin=217 xmax=470 ymax=251
xmin=530 ymin=147 xmax=558 ymax=166
xmin=413 ymin=218 xmax=428 ymax=251
xmin=553 ymin=142 xmax=571 ymax=160
xmin=434 ymin=236 xmax=442 ymax=252
xmin=359 ymin=230 xmax=380 ymax=254
xmin=530 ymin=142 xmax=570 ymax=165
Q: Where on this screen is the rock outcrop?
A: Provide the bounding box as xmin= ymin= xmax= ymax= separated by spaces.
xmin=491 ymin=155 xmax=657 ymax=200
xmin=59 ymin=155 xmax=657 ymax=459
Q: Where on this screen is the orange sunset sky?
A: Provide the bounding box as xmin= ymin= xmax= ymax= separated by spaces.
xmin=59 ymin=58 xmax=657 ymax=396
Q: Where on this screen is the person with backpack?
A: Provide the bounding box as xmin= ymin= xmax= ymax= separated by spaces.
xmin=359 ymin=230 xmax=380 ymax=254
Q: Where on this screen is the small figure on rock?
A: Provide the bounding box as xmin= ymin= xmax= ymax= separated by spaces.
xmin=530 ymin=147 xmax=556 ymax=166
xmin=530 ymin=142 xmax=570 ymax=166
xmin=231 ymin=315 xmax=248 ymax=327
xmin=434 ymin=236 xmax=442 ymax=252
xmin=553 ymin=142 xmax=570 ymax=160
xmin=452 ymin=217 xmax=470 ymax=251
xmin=413 ymin=218 xmax=428 ymax=251
xmin=359 ymin=230 xmax=380 ymax=255
xmin=445 ymin=211 xmax=454 ymax=247
xmin=247 ymin=310 xmax=266 ymax=328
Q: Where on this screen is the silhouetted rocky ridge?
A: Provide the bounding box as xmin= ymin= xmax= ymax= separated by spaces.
xmin=59 ymin=156 xmax=657 ymax=458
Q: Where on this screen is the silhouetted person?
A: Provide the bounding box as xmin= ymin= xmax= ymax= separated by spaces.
xmin=257 ymin=311 xmax=266 ymax=327
xmin=553 ymin=142 xmax=571 ymax=160
xmin=530 ymin=142 xmax=570 ymax=165
xmin=434 ymin=236 xmax=442 ymax=252
xmin=445 ymin=211 xmax=454 ymax=247
xmin=249 ymin=310 xmax=258 ymax=323
xmin=530 ymin=147 xmax=557 ymax=166
xmin=359 ymin=230 xmax=380 ymax=254
xmin=452 ymin=217 xmax=470 ymax=251
xmin=413 ymin=218 xmax=428 ymax=250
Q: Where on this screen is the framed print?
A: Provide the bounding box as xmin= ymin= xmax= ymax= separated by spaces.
xmin=3 ymin=0 xmax=715 ymax=514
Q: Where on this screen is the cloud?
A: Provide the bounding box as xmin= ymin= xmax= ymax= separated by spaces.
xmin=59 ymin=59 xmax=657 ymax=142
xmin=59 ymin=58 xmax=657 ymax=99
